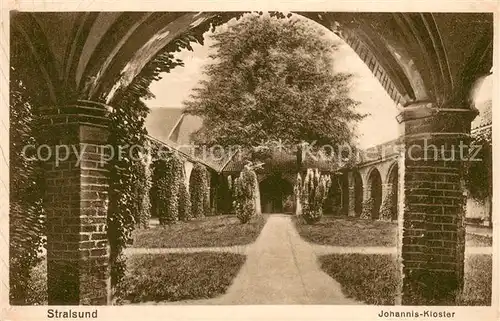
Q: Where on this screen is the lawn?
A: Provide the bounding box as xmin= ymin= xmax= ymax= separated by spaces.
xmin=24 ymin=252 xmax=245 ymax=305
xmin=116 ymin=253 xmax=245 ymax=304
xmin=295 ymin=216 xmax=493 ymax=248
xmin=460 ymin=254 xmax=493 ymax=306
xmin=319 ymin=254 xmax=399 ymax=305
xmin=295 ymin=216 xmax=397 ymax=247
xmin=319 ymin=253 xmax=492 ymax=306
xmin=132 ymin=214 xmax=268 ymax=248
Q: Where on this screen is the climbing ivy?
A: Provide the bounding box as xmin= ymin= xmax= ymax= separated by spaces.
xmin=9 ymin=67 xmax=45 ymax=305
xmin=105 ymin=16 xmax=239 ymax=291
xmin=134 ymin=159 xmax=152 ymax=229
xmin=380 ymin=189 xmax=397 ymax=221
xmin=107 ymin=88 xmax=148 ymax=291
xmin=9 ymin=31 xmax=47 ymax=304
xmin=360 ymin=197 xmax=375 ymax=219
xmin=151 ymin=152 xmax=185 ymax=225
xmin=465 ymin=130 xmax=492 ymax=201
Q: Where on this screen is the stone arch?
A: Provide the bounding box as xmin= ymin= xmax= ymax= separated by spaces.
xmin=353 ymin=170 xmax=363 ymax=217
xmin=366 ymin=167 xmax=383 ymax=219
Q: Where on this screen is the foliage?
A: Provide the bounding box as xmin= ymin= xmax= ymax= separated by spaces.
xmin=465 ymin=129 xmax=492 ymax=201
xmin=360 ymin=197 xmax=375 ymax=219
xmin=151 ymin=152 xmax=184 ymax=225
xmin=231 ymin=166 xmax=259 ymax=223
xmin=189 ymin=163 xmax=210 ymax=218
xmin=133 ymin=159 xmax=152 ymax=229
xmin=178 ymin=167 xmax=192 ymax=222
xmin=105 ymin=21 xmax=234 ymax=290
xmin=319 ymin=254 xmax=400 ymax=305
xmin=295 ymin=169 xmax=331 ymax=224
xmin=9 ymin=65 xmax=45 ymax=304
xmin=459 ymin=254 xmax=492 ymax=306
xmin=107 ymin=88 xmax=149 ymax=290
xmin=204 ymin=171 xmax=212 ymax=216
xmin=184 ymin=12 xmax=364 ymax=155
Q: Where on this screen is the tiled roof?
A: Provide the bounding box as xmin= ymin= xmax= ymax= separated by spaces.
xmin=145 ymin=107 xmax=184 ymax=143
xmin=170 ymin=114 xmax=203 ymax=145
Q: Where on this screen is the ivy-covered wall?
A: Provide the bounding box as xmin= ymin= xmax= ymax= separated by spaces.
xmin=380 ymin=186 xmax=397 ymax=221
xmin=9 ymin=66 xmax=45 ymax=304
xmin=360 ymin=197 xmax=375 ymax=220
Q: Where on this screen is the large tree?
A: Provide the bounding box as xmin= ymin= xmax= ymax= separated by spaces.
xmin=184 ymin=13 xmax=364 ymax=163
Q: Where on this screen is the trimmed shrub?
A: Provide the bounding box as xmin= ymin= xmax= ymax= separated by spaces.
xmin=134 ymin=159 xmax=152 ymax=229
xmin=204 ymin=170 xmax=211 ymax=216
xmin=189 ymin=163 xmax=210 ymax=218
xmin=151 ymin=152 xmax=184 ymax=225
xmin=380 ymin=189 xmax=396 ymax=221
xmin=296 ymin=169 xmax=331 ymax=224
xmin=178 ymin=167 xmax=192 ymax=222
xmin=232 ymin=166 xmax=258 ymax=224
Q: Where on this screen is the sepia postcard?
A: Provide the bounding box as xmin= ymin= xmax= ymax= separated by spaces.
xmin=0 ymin=0 xmax=498 ymax=320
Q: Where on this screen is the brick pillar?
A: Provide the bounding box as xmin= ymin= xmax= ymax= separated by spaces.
xmin=399 ymin=104 xmax=476 ymax=305
xmin=40 ymin=100 xmax=111 ymax=305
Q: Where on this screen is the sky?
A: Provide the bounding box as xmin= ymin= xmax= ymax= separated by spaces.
xmin=144 ymin=15 xmax=492 ymax=149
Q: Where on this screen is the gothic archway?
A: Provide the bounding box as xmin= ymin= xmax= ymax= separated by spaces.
xmin=259 ymin=174 xmax=294 ymax=214
xmin=388 ymin=163 xmax=399 ymax=221
xmin=367 ymin=168 xmax=383 ymax=219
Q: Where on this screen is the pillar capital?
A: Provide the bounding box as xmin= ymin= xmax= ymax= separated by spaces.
xmin=38 ymin=100 xmax=111 ymax=145
xmin=397 ymin=102 xmax=478 ymax=143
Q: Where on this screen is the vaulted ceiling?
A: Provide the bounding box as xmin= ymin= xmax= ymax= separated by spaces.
xmin=11 ymin=11 xmax=493 ymax=109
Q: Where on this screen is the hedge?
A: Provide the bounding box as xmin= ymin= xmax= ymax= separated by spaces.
xmin=189 ymin=163 xmax=210 ymax=218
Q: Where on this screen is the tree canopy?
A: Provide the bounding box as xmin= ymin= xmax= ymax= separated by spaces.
xmin=184 ymin=13 xmax=364 ymax=154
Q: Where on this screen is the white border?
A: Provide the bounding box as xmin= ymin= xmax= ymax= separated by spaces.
xmin=1 ymin=1 xmax=499 ymax=320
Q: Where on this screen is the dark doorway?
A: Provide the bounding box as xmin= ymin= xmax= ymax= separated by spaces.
xmin=368 ymin=168 xmax=383 ymax=219
xmin=216 ymin=174 xmax=233 ymax=214
xmin=259 ymin=174 xmax=293 ymax=213
xmin=354 ymin=171 xmax=363 ymax=217
xmin=324 ymin=174 xmax=342 ymax=215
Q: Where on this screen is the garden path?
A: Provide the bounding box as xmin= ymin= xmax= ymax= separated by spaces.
xmin=211 ymin=214 xmax=360 ymax=304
